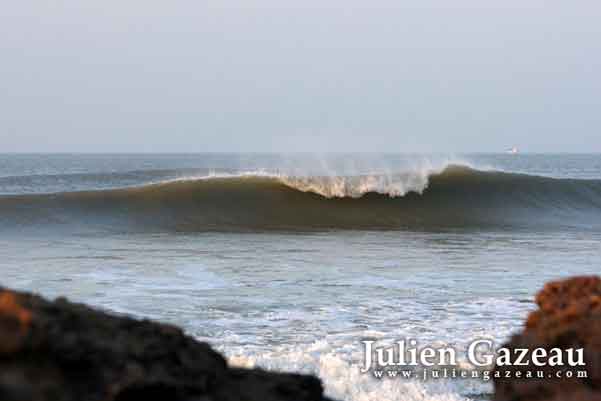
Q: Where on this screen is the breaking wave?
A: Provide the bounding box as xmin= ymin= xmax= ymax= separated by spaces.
xmin=1 ymin=164 xmax=601 ymax=232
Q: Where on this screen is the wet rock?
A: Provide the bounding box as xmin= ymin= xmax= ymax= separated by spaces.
xmin=0 ymin=287 xmax=332 ymax=401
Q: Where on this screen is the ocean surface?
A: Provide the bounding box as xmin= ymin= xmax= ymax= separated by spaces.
xmin=1 ymin=153 xmax=600 ymax=401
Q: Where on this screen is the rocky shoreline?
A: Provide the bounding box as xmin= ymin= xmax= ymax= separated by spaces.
xmin=1 ymin=276 xmax=599 ymax=401
xmin=0 ymin=287 xmax=332 ymax=401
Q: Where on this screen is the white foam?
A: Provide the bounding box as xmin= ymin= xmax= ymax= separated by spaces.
xmin=279 ymin=158 xmax=463 ymax=198
xmin=225 ymin=341 xmax=488 ymax=401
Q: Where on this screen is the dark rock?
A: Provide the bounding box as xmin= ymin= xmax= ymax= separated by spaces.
xmin=494 ymin=276 xmax=601 ymax=401
xmin=0 ymin=287 xmax=332 ymax=401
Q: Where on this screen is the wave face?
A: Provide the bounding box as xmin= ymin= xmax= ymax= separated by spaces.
xmin=1 ymin=165 xmax=601 ymax=232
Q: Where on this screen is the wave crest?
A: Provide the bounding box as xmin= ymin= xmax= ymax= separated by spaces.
xmin=279 ymin=171 xmax=432 ymax=198
xmin=167 ymin=162 xmax=459 ymax=199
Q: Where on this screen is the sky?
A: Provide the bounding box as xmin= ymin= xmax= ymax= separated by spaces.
xmin=1 ymin=1 xmax=600 ymax=153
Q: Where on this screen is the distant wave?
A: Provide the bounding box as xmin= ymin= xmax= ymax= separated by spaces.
xmin=1 ymin=164 xmax=601 ymax=232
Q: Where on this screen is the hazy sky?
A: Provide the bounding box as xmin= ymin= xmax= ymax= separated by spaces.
xmin=1 ymin=1 xmax=600 ymax=153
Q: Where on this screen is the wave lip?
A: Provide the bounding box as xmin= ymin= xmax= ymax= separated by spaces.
xmin=1 ymin=165 xmax=601 ymax=232
xmin=279 ymin=171 xmax=432 ymax=198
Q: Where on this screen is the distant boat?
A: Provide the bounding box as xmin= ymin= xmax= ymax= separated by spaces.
xmin=507 ymin=147 xmax=519 ymax=154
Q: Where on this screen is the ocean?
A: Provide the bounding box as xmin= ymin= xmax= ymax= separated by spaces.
xmin=1 ymin=153 xmax=600 ymax=401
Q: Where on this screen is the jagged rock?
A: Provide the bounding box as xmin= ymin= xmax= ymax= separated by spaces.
xmin=494 ymin=276 xmax=601 ymax=401
xmin=0 ymin=287 xmax=332 ymax=401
